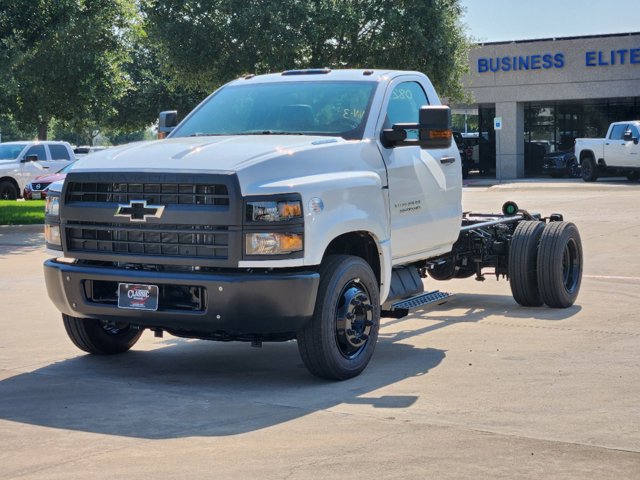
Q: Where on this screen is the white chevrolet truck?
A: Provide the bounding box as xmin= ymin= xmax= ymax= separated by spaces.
xmin=575 ymin=121 xmax=640 ymax=182
xmin=43 ymin=69 xmax=583 ymax=380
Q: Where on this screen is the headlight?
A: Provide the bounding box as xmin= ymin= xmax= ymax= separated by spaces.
xmin=45 ymin=195 xmax=60 ymax=216
xmin=44 ymin=224 xmax=62 ymax=248
xmin=246 ymin=199 xmax=302 ymax=223
xmin=245 ymin=233 xmax=303 ymax=255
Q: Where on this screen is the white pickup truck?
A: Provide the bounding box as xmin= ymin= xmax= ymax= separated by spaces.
xmin=43 ymin=69 xmax=583 ymax=380
xmin=0 ymin=141 xmax=75 ymax=199
xmin=575 ymin=121 xmax=640 ymax=182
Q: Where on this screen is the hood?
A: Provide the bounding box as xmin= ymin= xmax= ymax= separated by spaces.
xmin=71 ymin=136 xmax=345 ymax=173
xmin=0 ymin=159 xmax=18 ymax=166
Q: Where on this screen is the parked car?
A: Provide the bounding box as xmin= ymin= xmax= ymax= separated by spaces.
xmin=0 ymin=141 xmax=75 ymax=200
xmin=23 ymin=161 xmax=76 ymax=200
xmin=542 ymin=148 xmax=580 ymax=178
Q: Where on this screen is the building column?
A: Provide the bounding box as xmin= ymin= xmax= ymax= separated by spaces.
xmin=495 ymin=102 xmax=524 ymax=179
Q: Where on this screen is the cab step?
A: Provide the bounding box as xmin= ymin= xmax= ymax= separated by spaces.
xmin=384 ymin=290 xmax=454 ymax=318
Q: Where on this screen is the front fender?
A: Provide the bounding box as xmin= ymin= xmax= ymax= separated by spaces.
xmin=299 ymin=172 xmax=391 ymax=302
xmin=238 ymin=170 xmax=393 ymax=302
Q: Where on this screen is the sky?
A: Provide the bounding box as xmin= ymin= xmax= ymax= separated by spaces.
xmin=459 ymin=0 xmax=640 ymax=43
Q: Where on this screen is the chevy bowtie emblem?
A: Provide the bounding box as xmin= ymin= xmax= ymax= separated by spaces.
xmin=115 ymin=200 xmax=165 ymax=222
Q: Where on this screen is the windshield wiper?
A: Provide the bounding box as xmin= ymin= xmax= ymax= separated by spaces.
xmin=235 ymin=130 xmax=307 ymax=135
xmin=186 ymin=133 xmax=225 ymax=137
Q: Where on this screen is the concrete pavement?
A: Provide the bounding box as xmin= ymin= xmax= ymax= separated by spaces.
xmin=0 ymin=182 xmax=639 ymax=479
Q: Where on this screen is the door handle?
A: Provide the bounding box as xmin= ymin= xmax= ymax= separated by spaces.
xmin=440 ymin=156 xmax=455 ymax=165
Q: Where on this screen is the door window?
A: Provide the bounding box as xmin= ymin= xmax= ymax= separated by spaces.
xmin=385 ymin=82 xmax=429 ymax=139
xmin=49 ymin=144 xmax=71 ymax=160
xmin=24 ymin=144 xmax=47 ymax=160
xmin=609 ymin=124 xmax=628 ymax=140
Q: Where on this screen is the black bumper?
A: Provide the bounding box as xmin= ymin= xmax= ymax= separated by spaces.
xmin=44 ymin=259 xmax=319 ymax=337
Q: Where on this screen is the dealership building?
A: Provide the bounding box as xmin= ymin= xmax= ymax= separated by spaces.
xmin=460 ymin=31 xmax=640 ymax=179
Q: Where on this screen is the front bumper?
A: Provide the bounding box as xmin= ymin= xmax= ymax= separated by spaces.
xmin=44 ymin=259 xmax=319 ymax=338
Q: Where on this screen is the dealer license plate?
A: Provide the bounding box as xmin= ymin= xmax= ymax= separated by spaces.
xmin=118 ymin=283 xmax=159 ymax=311
xmin=32 ymin=192 xmax=41 ymax=200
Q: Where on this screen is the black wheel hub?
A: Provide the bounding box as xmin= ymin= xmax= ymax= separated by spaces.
xmin=335 ymin=280 xmax=374 ymax=359
xmin=100 ymin=321 xmax=132 ymax=336
xmin=562 ymin=238 xmax=581 ymax=293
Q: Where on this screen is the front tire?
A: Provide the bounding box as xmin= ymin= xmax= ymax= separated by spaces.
xmin=536 ymin=222 xmax=583 ymax=308
xmin=297 ymin=255 xmax=380 ymax=380
xmin=62 ymin=314 xmax=143 ymax=354
xmin=0 ymin=180 xmax=18 ymax=200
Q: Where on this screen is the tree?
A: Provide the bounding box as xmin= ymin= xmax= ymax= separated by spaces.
xmin=0 ymin=0 xmax=137 ymax=139
xmin=142 ymin=0 xmax=471 ymax=101
xmin=106 ymin=38 xmax=208 ymax=132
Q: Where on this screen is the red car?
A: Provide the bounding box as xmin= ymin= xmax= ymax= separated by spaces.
xmin=23 ymin=161 xmax=76 ymax=200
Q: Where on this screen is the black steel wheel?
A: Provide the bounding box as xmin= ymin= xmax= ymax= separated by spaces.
xmin=536 ymin=222 xmax=583 ymax=308
xmin=62 ymin=314 xmax=143 ymax=354
xmin=508 ymin=221 xmax=545 ymax=307
xmin=0 ymin=180 xmax=18 ymax=200
xmin=581 ymin=157 xmax=598 ymax=182
xmin=297 ymin=255 xmax=380 ymax=380
xmin=626 ymin=171 xmax=639 ymax=182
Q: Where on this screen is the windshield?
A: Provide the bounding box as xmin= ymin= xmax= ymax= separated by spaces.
xmin=0 ymin=144 xmax=27 ymax=160
xmin=57 ymin=161 xmax=76 ymax=174
xmin=172 ymin=81 xmax=377 ymax=140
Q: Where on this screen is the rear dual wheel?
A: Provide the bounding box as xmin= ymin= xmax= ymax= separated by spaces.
xmin=509 ymin=221 xmax=582 ymax=308
xmin=536 ymin=222 xmax=583 ymax=308
xmin=508 ymin=221 xmax=545 ymax=306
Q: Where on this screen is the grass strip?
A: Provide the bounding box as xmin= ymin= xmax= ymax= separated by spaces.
xmin=0 ymin=200 xmax=46 ymax=225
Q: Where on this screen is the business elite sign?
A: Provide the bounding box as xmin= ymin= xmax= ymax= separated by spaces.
xmin=478 ymin=48 xmax=640 ymax=73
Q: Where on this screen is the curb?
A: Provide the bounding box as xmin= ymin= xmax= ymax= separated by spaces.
xmin=0 ymin=224 xmax=44 ymax=235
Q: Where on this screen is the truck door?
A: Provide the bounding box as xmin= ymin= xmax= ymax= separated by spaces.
xmin=622 ymin=125 xmax=640 ymax=168
xmin=604 ymin=124 xmax=628 ymax=167
xmin=376 ymin=78 xmax=462 ymax=262
xmin=19 ymin=144 xmax=50 ymax=190
xmin=46 ymin=144 xmax=73 ymax=172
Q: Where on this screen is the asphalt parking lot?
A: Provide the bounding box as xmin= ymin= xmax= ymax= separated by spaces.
xmin=1 ymin=179 xmax=639 ymax=479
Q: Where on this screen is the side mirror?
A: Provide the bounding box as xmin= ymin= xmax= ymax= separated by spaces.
xmin=21 ymin=154 xmax=39 ymax=163
xmin=419 ymin=106 xmax=452 ymax=149
xmin=158 ymin=110 xmax=178 ymax=138
xmin=381 ymin=105 xmax=452 ymax=149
